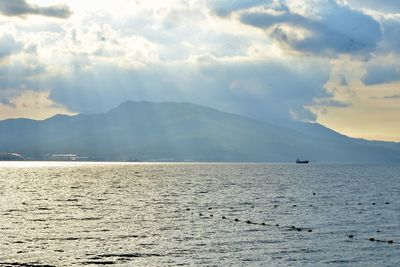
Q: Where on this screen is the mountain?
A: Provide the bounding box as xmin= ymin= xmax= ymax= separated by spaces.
xmin=0 ymin=101 xmax=399 ymax=163
xmin=282 ymin=121 xmax=400 ymax=153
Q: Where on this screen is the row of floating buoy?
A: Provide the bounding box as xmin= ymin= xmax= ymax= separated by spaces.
xmin=192 ymin=209 xmax=314 ymax=232
xmin=187 ymin=207 xmax=396 ymax=245
xmin=355 ymin=202 xmax=390 ymax=205
xmin=312 ymin=192 xmax=391 ymax=206
xmin=348 ymin=235 xmax=394 ymax=244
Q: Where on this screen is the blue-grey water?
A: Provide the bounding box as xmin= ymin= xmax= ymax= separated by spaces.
xmin=0 ymin=162 xmax=399 ymax=266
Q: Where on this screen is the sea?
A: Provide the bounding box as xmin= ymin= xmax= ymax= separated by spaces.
xmin=0 ymin=162 xmax=399 ymax=266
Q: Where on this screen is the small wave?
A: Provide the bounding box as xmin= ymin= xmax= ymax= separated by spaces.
xmin=82 ymin=260 xmax=116 ymax=265
xmin=0 ymin=262 xmax=55 ymax=267
xmin=98 ymin=252 xmax=162 ymax=258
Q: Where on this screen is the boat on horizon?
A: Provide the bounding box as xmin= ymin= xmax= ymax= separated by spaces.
xmin=296 ymin=159 xmax=309 ymax=164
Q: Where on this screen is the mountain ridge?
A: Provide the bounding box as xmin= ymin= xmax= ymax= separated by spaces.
xmin=0 ymin=101 xmax=399 ymax=163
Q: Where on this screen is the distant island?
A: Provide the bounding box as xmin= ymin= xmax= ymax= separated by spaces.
xmin=0 ymin=101 xmax=399 ymax=163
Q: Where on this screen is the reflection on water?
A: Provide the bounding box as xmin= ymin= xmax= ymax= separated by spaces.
xmin=0 ymin=163 xmax=399 ymax=266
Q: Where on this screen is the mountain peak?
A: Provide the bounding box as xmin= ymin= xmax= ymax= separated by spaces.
xmin=113 ymin=100 xmax=175 ymax=110
xmin=108 ymin=100 xmax=213 ymax=116
xmin=47 ymin=113 xmax=74 ymax=120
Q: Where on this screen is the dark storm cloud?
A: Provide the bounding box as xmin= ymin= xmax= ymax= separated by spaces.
xmin=239 ymin=1 xmax=382 ymax=55
xmin=0 ymin=0 xmax=72 ymax=18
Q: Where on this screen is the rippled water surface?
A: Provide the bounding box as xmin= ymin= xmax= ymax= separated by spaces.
xmin=0 ymin=162 xmax=399 ymax=266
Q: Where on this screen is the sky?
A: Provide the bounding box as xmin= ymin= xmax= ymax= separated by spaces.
xmin=0 ymin=0 xmax=399 ymax=142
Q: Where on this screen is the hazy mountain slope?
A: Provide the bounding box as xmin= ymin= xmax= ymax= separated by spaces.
xmin=283 ymin=121 xmax=400 ymax=152
xmin=0 ymin=101 xmax=399 ymax=163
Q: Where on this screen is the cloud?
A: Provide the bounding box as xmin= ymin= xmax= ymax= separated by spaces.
xmin=360 ymin=52 xmax=400 ymax=85
xmin=312 ymin=98 xmax=350 ymax=108
xmin=0 ymin=34 xmax=23 ymax=60
xmin=383 ymin=94 xmax=400 ymax=99
xmin=362 ymin=64 xmax=400 ymax=85
xmin=207 ymin=0 xmax=268 ymax=16
xmin=0 ymin=98 xmax=15 ymax=107
xmin=346 ymin=0 xmax=400 ymax=13
xmin=239 ymin=0 xmax=382 ymax=55
xmin=63 ymin=23 xmax=160 ymax=68
xmin=0 ymin=90 xmax=75 ymax=120
xmin=0 ymin=0 xmax=72 ymax=18
xmin=377 ymin=16 xmax=400 ymax=54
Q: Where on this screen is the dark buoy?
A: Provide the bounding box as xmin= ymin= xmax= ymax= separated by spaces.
xmin=234 ymin=219 xmax=239 ymax=222
xmin=376 ymin=230 xmax=381 ymax=233
xmin=246 ymin=220 xmax=251 ymax=224
xmin=358 ymin=203 xmax=362 ymax=205
xmin=372 ymin=203 xmax=376 ymax=205
xmin=308 ymin=229 xmax=312 ymax=232
xmin=210 ymin=214 xmax=213 ymax=217
xmin=348 ymin=235 xmax=354 ymax=238
xmin=293 ymin=205 xmax=297 ymax=207
xmin=222 ymin=216 xmax=226 ymax=219
xmin=313 ymin=193 xmax=316 ymax=195
xmin=275 ymin=224 xmax=279 ymax=227
xmin=385 ymin=202 xmax=390 ymax=205
xmin=388 ymin=240 xmax=394 ymax=244
xmin=199 ymin=213 xmax=203 ymax=216
xmin=208 ymin=207 xmax=212 ymax=210
xmin=186 ymin=208 xmax=190 ymax=211
xmin=369 ymin=238 xmax=375 ymax=241
xmin=261 ymin=223 xmax=266 ymax=226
